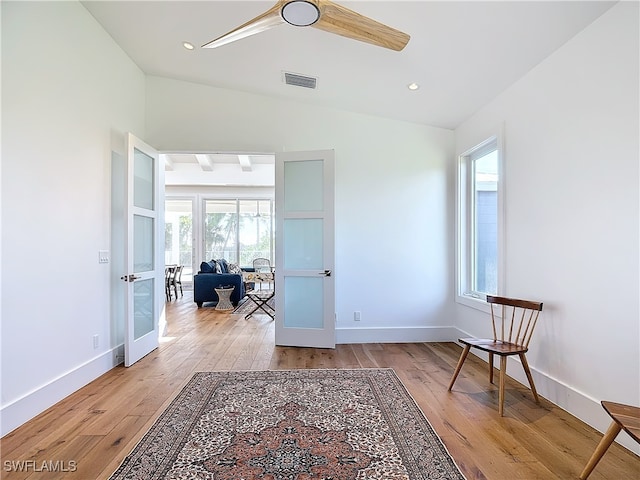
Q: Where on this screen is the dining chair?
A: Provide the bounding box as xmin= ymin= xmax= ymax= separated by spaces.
xmin=164 ymin=266 xmax=176 ymax=301
xmin=448 ymin=295 xmax=544 ymax=416
xmin=252 ymin=257 xmax=273 ymax=290
xmin=171 ymin=265 xmax=184 ymax=298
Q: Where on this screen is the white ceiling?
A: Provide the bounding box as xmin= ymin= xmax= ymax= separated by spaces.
xmin=81 ymin=0 xmax=615 ymax=181
xmin=164 ymin=152 xmax=275 ymax=186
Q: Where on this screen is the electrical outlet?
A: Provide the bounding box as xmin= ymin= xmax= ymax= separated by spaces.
xmin=93 ymin=334 xmax=99 ymax=349
xmin=354 ymin=311 xmax=361 ymax=321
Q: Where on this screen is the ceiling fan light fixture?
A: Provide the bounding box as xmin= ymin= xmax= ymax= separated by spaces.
xmin=281 ymin=1 xmax=320 ymax=27
xmin=182 ymin=41 xmax=195 ymax=50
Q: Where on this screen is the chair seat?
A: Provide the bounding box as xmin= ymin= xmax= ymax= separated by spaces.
xmin=458 ymin=338 xmax=528 ymax=355
xmin=602 ymin=401 xmax=640 ymax=443
xmin=579 ymin=401 xmax=640 ymax=479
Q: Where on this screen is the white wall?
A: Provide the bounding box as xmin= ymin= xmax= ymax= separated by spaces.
xmin=146 ymin=77 xmax=456 ymax=343
xmin=455 ymin=2 xmax=639 ymax=450
xmin=1 ymin=1 xmax=146 ymax=435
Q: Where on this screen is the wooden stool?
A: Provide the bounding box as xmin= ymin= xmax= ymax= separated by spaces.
xmin=579 ymin=401 xmax=640 ymax=479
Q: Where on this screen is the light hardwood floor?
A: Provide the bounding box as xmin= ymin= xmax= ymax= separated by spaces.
xmin=2 ymin=292 xmax=639 ymax=479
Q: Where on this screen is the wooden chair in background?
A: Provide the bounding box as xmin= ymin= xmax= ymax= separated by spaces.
xmin=448 ymin=295 xmax=544 ymax=416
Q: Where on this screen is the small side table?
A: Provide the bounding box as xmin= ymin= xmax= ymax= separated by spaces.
xmin=214 ymin=286 xmax=235 ymax=311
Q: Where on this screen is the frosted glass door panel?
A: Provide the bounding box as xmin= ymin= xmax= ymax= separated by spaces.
xmin=284 ymin=277 xmax=323 ymax=328
xmin=134 ymin=279 xmax=154 ymax=340
xmin=276 ymin=149 xmax=335 ymax=348
xmin=134 ymin=215 xmax=154 ymax=272
xmin=284 ymin=160 xmax=323 ymax=211
xmin=283 ymin=219 xmax=323 ymax=270
xmin=134 ymin=148 xmax=154 ymax=210
xmin=124 ymin=133 xmax=162 ymax=367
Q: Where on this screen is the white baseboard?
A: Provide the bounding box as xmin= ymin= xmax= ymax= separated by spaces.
xmin=336 ymin=325 xmax=460 ymax=344
xmin=0 ymin=346 xmax=123 ymax=437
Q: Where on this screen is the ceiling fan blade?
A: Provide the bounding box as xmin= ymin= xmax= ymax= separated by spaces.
xmin=202 ymin=3 xmax=285 ymax=49
xmin=313 ymin=0 xmax=410 ymax=51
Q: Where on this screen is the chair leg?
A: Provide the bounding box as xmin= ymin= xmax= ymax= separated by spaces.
xmin=499 ymin=356 xmax=507 ymax=416
xmin=519 ymin=353 xmax=539 ymax=403
xmin=579 ymin=421 xmax=622 ymax=479
xmin=448 ymin=344 xmax=471 ymax=391
xmin=489 ymin=352 xmax=494 ymax=384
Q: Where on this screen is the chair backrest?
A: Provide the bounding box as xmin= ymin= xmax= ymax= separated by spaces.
xmin=253 ymin=257 xmax=271 ymax=272
xmin=165 ymin=266 xmax=176 ymax=285
xmin=173 ymin=265 xmax=183 ymax=283
xmin=486 ymin=295 xmax=543 ymax=348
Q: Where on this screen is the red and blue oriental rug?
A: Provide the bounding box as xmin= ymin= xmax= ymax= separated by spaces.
xmin=110 ymin=369 xmax=466 ymax=479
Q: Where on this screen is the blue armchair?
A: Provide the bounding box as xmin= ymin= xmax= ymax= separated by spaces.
xmin=193 ymin=259 xmax=245 ymax=308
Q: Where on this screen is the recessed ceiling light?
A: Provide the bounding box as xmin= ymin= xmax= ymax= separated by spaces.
xmin=183 ymin=42 xmax=195 ymax=51
xmin=407 ymin=82 xmax=420 ymax=91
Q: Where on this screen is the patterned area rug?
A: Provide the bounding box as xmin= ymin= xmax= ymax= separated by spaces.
xmin=109 ymin=369 xmax=466 ymax=480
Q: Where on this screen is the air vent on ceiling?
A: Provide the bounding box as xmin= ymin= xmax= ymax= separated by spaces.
xmin=283 ymin=71 xmax=317 ymax=89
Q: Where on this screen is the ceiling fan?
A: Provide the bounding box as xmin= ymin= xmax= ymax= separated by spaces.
xmin=202 ymin=0 xmax=410 ymax=51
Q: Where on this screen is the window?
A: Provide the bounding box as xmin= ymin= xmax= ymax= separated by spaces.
xmin=204 ymin=198 xmax=273 ymax=266
xmin=204 ymin=200 xmax=238 ymax=262
xmin=457 ymin=136 xmax=502 ymax=303
xmin=165 ymin=199 xmax=194 ymax=285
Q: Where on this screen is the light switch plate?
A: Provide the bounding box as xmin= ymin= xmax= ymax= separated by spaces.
xmin=98 ymin=250 xmax=110 ymax=264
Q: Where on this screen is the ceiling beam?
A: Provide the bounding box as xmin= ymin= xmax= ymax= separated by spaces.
xmin=195 ymin=154 xmax=213 ymax=172
xmin=237 ymin=155 xmax=253 ymax=172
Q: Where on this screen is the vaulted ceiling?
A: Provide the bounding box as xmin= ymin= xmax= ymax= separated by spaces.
xmin=83 ymin=1 xmax=614 ymax=128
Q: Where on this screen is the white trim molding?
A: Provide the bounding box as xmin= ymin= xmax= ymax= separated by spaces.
xmin=337 ymin=326 xmax=460 ymax=344
xmin=0 ymin=346 xmax=122 ymax=437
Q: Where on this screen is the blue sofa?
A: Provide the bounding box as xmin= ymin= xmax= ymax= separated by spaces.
xmin=193 ymin=259 xmax=246 ymax=308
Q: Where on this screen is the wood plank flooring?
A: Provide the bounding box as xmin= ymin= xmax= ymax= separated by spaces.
xmin=2 ymin=292 xmax=639 ymax=479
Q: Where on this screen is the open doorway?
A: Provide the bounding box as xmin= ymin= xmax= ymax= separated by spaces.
xmin=162 ymin=152 xmax=275 ymax=292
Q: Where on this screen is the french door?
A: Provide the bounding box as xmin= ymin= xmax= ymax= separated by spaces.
xmin=275 ymin=150 xmax=335 ymax=348
xmin=123 ymin=133 xmax=164 ymax=366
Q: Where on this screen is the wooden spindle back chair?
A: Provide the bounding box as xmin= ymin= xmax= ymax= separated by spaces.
xmin=448 ymin=295 xmax=544 ymax=416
